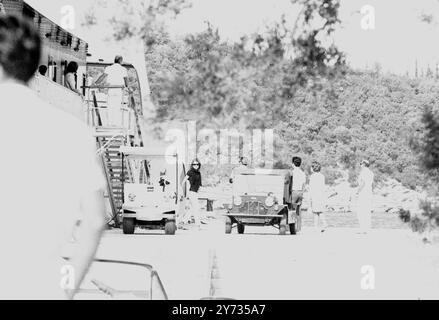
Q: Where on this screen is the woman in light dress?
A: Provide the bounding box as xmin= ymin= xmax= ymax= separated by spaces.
xmin=309 ymin=161 xmax=328 ymax=232
xmin=356 ymin=160 xmax=374 ymax=233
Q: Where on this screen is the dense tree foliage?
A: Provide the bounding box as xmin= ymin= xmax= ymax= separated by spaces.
xmin=145 ymin=23 xmax=439 ymax=191
xmin=85 ymin=0 xmax=189 ymax=40
xmin=85 ymin=0 xmax=439 ymax=232
xmin=405 ymin=87 xmax=439 ymax=235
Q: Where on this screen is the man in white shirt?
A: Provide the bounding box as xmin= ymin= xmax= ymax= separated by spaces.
xmin=229 ymin=156 xmax=249 ymax=184
xmin=290 ymin=156 xmax=306 ymax=219
xmin=95 ymin=55 xmax=129 ymax=127
xmin=0 ymin=15 xmax=106 ymax=299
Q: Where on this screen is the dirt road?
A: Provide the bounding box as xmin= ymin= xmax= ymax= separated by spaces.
xmin=66 ymin=211 xmax=439 ymax=300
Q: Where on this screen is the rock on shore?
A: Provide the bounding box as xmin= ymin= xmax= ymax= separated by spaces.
xmin=202 ymin=178 xmax=426 ymax=215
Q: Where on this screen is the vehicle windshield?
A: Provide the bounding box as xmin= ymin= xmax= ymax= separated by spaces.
xmin=233 ymin=174 xmax=285 ymax=201
xmin=126 ymin=155 xmax=178 ymax=188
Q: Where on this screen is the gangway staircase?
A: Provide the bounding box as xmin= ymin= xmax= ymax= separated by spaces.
xmin=94 ymin=127 xmax=134 ymax=227
xmin=86 ymin=88 xmax=144 ymax=228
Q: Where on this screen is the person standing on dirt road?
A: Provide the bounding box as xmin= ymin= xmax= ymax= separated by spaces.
xmin=289 ymin=157 xmax=306 ymax=232
xmin=229 ymin=156 xmax=249 ymax=184
xmin=291 ymin=157 xmax=306 ymax=212
xmin=181 ymin=159 xmax=203 ymax=230
xmin=0 ymin=14 xmax=106 ymax=299
xmin=309 ymin=161 xmax=328 ymax=233
xmin=356 ymin=160 xmax=374 ymax=234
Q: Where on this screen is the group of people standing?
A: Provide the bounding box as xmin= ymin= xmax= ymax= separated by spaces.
xmin=39 ymin=55 xmax=129 ymax=127
xmin=37 ymin=60 xmax=82 ymax=96
xmin=180 ymin=155 xmax=375 ymax=234
xmin=291 ymin=157 xmax=375 ymax=234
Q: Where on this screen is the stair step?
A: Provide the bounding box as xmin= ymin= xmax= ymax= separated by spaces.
xmin=105 ymin=159 xmax=122 ymax=163
xmin=99 ymin=143 xmax=124 ymax=147
xmin=103 ymin=145 xmax=124 ymax=149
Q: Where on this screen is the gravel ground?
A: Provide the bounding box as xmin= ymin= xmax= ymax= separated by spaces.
xmin=301 ymin=211 xmax=408 ymax=229
xmin=201 ymin=208 xmax=408 ymax=230
xmin=63 ymin=207 xmax=439 ymax=300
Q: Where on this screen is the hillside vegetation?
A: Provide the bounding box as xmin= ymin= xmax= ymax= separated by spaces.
xmin=144 ymin=26 xmax=438 ymax=191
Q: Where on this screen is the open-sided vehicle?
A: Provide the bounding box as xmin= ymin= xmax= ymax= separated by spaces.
xmin=120 ymin=147 xmax=181 ymax=235
xmin=226 ymin=169 xmax=302 ymax=235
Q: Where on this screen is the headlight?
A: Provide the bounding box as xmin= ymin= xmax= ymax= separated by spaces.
xmin=234 ymin=196 xmax=243 ymax=206
xmin=265 ymin=196 xmax=275 ymax=207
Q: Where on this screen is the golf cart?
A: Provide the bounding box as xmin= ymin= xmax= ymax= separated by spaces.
xmin=120 ymin=147 xmax=181 ymax=235
xmin=226 ymin=168 xmax=302 ymax=235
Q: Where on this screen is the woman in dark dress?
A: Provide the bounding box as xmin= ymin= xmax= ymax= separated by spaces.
xmin=181 ymin=159 xmax=203 ymax=229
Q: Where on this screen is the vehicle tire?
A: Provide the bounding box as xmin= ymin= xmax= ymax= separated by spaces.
xmin=290 ymin=223 xmax=297 ymax=235
xmin=279 ymin=223 xmax=287 ymax=235
xmin=122 ymin=218 xmax=135 ymax=234
xmin=225 ymin=217 xmax=232 ymax=234
xmin=116 ymin=214 xmax=123 ymax=228
xmin=237 ymin=223 xmax=245 ymax=234
xmin=165 ymin=220 xmax=177 ymax=235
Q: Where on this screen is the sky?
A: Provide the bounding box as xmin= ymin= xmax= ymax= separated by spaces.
xmin=25 ymin=0 xmax=439 ymax=76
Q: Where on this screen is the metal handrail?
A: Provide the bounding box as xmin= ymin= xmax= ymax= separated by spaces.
xmin=127 ymin=92 xmax=144 ymax=147
xmin=82 ymin=85 xmax=126 ymax=89
xmin=93 ymin=259 xmax=169 ymax=301
xmin=86 ymin=106 xmax=130 ymax=110
xmin=95 ymin=133 xmax=126 ymax=156
xmin=63 ymin=258 xmax=169 ymax=300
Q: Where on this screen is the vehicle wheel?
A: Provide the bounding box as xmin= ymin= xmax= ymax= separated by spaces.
xmin=279 ymin=218 xmax=287 ymax=236
xmin=165 ymin=220 xmax=177 ymax=235
xmin=225 ymin=217 xmax=232 ymax=234
xmin=237 ymin=223 xmax=245 ymax=234
xmin=122 ymin=218 xmax=135 ymax=234
xmin=280 ymin=223 xmax=287 ymax=235
xmin=290 ymin=223 xmax=297 ymax=235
